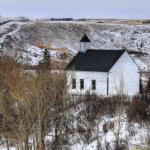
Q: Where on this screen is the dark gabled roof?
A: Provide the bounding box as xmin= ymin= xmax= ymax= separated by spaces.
xmin=80 ymin=34 xmax=91 ymax=42
xmin=66 ymin=49 xmax=125 ymax=72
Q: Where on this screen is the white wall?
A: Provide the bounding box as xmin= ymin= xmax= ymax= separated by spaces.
xmin=67 ymin=71 xmax=107 ymax=95
xmin=109 ymin=51 xmax=139 ymax=96
xmin=67 ymin=52 xmax=140 ymax=96
xmin=80 ymin=42 xmax=90 ymax=52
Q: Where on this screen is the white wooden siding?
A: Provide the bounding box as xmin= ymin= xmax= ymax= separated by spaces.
xmin=109 ymin=51 xmax=139 ymax=95
xmin=67 ymin=71 xmax=107 ymax=95
xmin=67 ymin=51 xmax=140 ymax=96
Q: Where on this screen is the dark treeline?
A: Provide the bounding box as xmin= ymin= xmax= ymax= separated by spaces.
xmin=36 ymin=18 xmax=88 ymax=21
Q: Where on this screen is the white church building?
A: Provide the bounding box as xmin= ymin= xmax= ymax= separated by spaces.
xmin=66 ymin=34 xmax=140 ymax=96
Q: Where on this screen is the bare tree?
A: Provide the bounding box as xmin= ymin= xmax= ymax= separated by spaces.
xmin=112 ymin=76 xmax=128 ymax=150
xmin=0 ymin=56 xmax=68 ymax=150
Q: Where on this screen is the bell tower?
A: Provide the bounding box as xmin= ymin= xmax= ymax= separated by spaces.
xmin=80 ymin=34 xmax=91 ymax=53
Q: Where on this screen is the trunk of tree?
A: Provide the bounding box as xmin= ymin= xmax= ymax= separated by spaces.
xmin=5 ymin=138 xmax=10 ymax=150
xmin=38 ymin=121 xmax=45 ymax=150
xmin=36 ymin=134 xmax=39 ymax=150
xmin=96 ymin=124 xmax=101 ymax=150
xmin=54 ymin=121 xmax=59 ymax=150
xmin=16 ymin=144 xmax=19 ymax=150
xmin=33 ymin=136 xmax=36 ymax=150
xmin=24 ymin=134 xmax=29 ymax=150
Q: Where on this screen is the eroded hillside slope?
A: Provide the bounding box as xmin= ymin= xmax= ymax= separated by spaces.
xmin=0 ymin=20 xmax=150 ymax=68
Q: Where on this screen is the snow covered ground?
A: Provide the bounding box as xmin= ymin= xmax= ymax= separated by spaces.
xmin=69 ymin=116 xmax=149 ymax=150
xmin=17 ymin=44 xmax=68 ymax=65
xmin=0 ymin=115 xmax=148 ymax=150
xmin=0 ymin=146 xmax=16 ymax=150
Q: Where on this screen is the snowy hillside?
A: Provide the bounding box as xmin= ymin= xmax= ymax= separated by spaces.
xmin=0 ymin=19 xmax=150 ymax=68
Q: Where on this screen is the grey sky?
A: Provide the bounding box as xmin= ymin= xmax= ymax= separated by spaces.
xmin=0 ymin=0 xmax=150 ymax=19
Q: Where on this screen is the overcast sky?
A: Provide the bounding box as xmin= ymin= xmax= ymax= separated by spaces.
xmin=0 ymin=0 xmax=150 ymax=19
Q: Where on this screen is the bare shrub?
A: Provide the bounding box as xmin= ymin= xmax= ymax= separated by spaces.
xmin=75 ymin=93 xmax=100 ymax=144
xmin=74 ymin=93 xmax=128 ymax=145
xmin=127 ymin=77 xmax=150 ymax=123
xmin=0 ymin=56 xmax=69 ymax=150
xmin=127 ymin=96 xmax=148 ymax=122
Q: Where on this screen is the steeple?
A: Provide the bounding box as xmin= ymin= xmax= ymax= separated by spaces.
xmin=80 ymin=34 xmax=91 ymax=52
xmin=80 ymin=34 xmax=91 ymax=42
